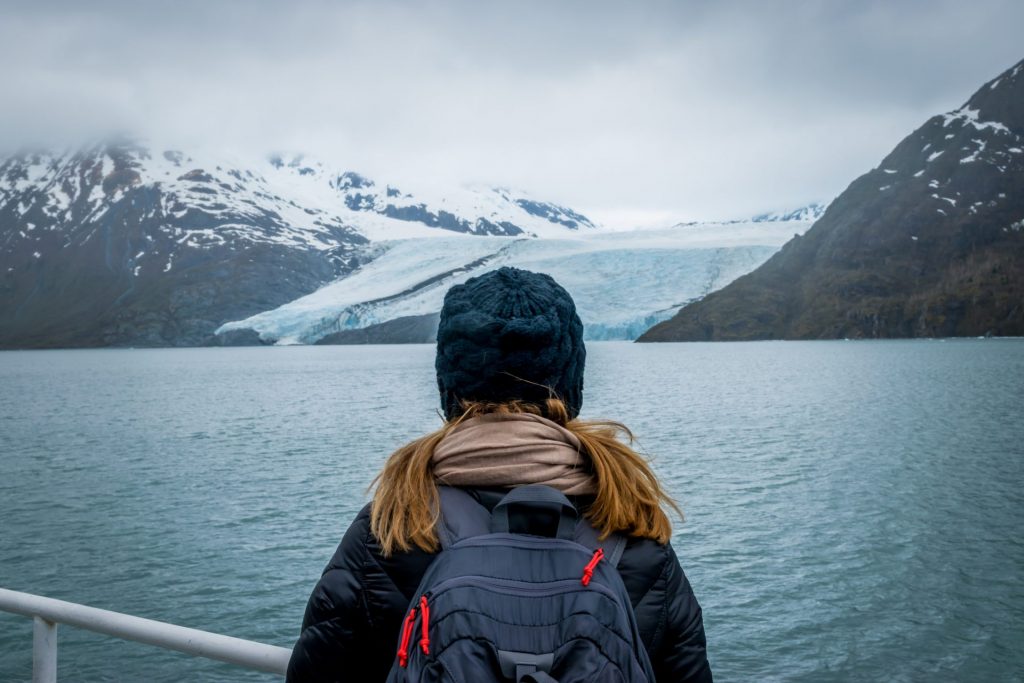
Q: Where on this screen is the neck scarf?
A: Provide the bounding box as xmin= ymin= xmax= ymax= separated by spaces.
xmin=431 ymin=413 xmax=597 ymax=496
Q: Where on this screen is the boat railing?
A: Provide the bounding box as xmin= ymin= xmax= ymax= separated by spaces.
xmin=0 ymin=587 xmax=291 ymax=681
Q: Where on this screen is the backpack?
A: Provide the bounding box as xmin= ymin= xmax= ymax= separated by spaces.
xmin=385 ymin=485 xmax=656 ymax=683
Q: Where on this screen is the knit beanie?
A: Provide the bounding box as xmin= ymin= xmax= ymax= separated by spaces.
xmin=435 ymin=267 xmax=586 ymax=420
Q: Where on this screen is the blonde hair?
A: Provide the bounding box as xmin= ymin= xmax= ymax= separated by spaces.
xmin=370 ymin=399 xmax=681 ymax=557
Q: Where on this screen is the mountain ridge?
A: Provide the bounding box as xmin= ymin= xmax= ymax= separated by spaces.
xmin=0 ymin=142 xmax=594 ymax=347
xmin=640 ymin=58 xmax=1024 ymax=342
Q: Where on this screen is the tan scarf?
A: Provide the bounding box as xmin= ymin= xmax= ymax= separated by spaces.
xmin=432 ymin=413 xmax=597 ymax=496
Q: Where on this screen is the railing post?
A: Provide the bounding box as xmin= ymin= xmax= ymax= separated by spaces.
xmin=1 ymin=587 xmax=291 ymax=675
xmin=32 ymin=615 xmax=58 ymax=683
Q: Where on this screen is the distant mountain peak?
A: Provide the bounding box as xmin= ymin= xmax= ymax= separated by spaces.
xmin=750 ymin=203 xmax=828 ymax=223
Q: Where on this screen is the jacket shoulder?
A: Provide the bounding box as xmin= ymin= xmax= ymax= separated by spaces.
xmin=334 ymin=502 xmax=438 ymax=602
xmin=617 ymin=535 xmax=671 ymax=606
xmin=620 ymin=538 xmax=711 ymax=682
xmin=324 ymin=503 xmax=373 ymax=573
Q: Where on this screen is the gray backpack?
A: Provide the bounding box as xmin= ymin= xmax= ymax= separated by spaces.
xmin=386 ymin=485 xmax=656 ymax=683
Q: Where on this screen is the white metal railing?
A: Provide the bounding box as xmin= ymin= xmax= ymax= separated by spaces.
xmin=0 ymin=587 xmax=291 ymax=682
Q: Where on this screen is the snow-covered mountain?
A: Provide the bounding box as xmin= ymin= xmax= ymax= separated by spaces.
xmin=260 ymin=155 xmax=598 ymax=239
xmin=216 ymin=216 xmax=820 ymax=344
xmin=0 ymin=143 xmax=595 ymax=251
xmin=0 ymin=141 xmax=594 ymax=347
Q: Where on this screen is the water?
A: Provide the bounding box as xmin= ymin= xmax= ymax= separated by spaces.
xmin=1 ymin=341 xmax=1022 ymax=682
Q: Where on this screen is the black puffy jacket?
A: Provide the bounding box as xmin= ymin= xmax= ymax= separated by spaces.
xmin=287 ymin=489 xmax=712 ymax=682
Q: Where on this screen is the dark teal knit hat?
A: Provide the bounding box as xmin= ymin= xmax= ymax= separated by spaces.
xmin=435 ymin=267 xmax=586 ymax=419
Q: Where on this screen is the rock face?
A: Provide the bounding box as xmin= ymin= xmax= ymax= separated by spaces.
xmin=0 ymin=143 xmax=595 ymax=348
xmin=315 ymin=313 xmax=440 ymax=344
xmin=640 ymin=59 xmax=1024 ymax=342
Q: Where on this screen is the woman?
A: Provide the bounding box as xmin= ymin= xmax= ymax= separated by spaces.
xmin=287 ymin=267 xmax=712 ymax=682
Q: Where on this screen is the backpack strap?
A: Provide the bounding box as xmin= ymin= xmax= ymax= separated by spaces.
xmin=574 ymin=522 xmax=627 ymax=568
xmin=436 ymin=486 xmax=491 ymax=550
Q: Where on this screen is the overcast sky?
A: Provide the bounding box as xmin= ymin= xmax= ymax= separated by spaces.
xmin=2 ymin=0 xmax=1022 ymax=227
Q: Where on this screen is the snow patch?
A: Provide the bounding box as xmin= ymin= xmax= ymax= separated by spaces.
xmin=8 ymin=155 xmax=52 ymax=194
xmin=960 ymin=138 xmax=987 ymax=163
xmin=747 ymin=203 xmax=827 ymax=223
xmin=941 ymin=105 xmax=1010 ymax=134
xmin=927 ymin=151 xmax=944 ymax=162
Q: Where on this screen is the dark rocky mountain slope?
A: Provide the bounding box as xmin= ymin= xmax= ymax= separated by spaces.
xmin=640 ymin=59 xmax=1024 ymax=341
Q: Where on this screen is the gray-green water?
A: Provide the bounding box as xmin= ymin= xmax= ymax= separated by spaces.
xmin=1 ymin=341 xmax=1022 ymax=682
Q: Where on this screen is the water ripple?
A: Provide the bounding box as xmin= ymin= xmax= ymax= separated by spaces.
xmin=1 ymin=341 xmax=1022 ymax=681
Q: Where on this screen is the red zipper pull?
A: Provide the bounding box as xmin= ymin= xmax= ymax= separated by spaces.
xmin=419 ymin=595 xmax=431 ymax=655
xmin=582 ymin=548 xmax=605 ymax=586
xmin=396 ymin=606 xmax=418 ymax=667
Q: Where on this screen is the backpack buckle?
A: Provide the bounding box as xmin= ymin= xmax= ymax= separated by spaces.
xmin=497 ymin=650 xmax=554 ymax=682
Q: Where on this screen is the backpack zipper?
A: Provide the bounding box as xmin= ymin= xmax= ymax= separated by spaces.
xmin=418 ymin=594 xmax=430 ymax=656
xmin=581 ymin=548 xmax=605 ymax=586
xmin=396 ymin=594 xmax=433 ymax=668
xmin=452 ymin=535 xmax=587 ymax=552
xmin=422 ymin=575 xmax=619 ymax=604
xmin=396 ymin=605 xmax=419 ymax=668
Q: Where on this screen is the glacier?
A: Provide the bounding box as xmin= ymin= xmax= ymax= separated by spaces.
xmin=216 ymin=217 xmax=818 ymax=344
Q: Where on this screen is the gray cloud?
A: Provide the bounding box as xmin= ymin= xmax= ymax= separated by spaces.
xmin=2 ymin=0 xmax=1021 ymax=225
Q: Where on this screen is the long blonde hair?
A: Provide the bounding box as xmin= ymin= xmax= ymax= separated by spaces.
xmin=370 ymin=399 xmax=681 ymax=557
